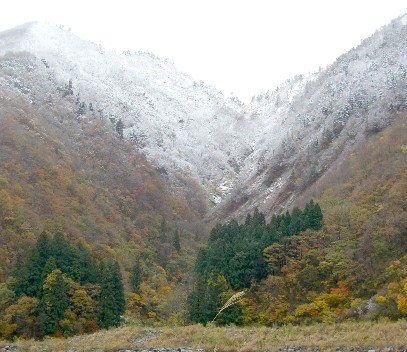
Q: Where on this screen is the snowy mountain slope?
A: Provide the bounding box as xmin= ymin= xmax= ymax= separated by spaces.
xmin=209 ymin=13 xmax=407 ymax=221
xmin=0 ymin=22 xmax=253 ymax=203
xmin=1 ymin=14 xmax=406 ymax=222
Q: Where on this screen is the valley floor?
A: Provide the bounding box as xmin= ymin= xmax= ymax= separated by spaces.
xmin=1 ymin=321 xmax=406 ymax=352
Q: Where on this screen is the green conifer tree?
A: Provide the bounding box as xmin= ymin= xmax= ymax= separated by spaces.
xmin=40 ymin=269 xmax=69 ymax=334
xmin=131 ymin=258 xmax=142 ymax=293
xmin=307 ymin=200 xmax=323 ymax=230
xmin=173 ymin=228 xmax=181 ymax=253
xmin=160 ymin=216 xmax=167 ymax=242
xmin=41 ymin=257 xmax=57 ymax=287
xmin=98 ymin=260 xmax=125 ymax=329
xmin=289 ymin=207 xmax=304 ymax=235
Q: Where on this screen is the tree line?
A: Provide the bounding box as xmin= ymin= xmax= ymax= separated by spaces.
xmin=188 ymin=200 xmax=323 ymax=325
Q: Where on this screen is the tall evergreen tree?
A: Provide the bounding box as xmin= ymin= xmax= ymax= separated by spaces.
xmin=50 ymin=232 xmax=73 ymax=275
xmin=244 ymin=213 xmax=252 ymax=225
xmin=160 ymin=216 xmax=167 ymax=242
xmin=37 ymin=231 xmax=52 ymax=260
xmin=98 ymin=260 xmax=125 ymax=329
xmin=309 ymin=200 xmax=323 ymax=230
xmin=131 ymin=258 xmax=142 ymax=293
xmin=173 ymin=228 xmax=181 ymax=253
xmin=40 ymin=269 xmax=69 ymax=334
xmin=41 ymin=257 xmax=57 ymax=287
xmin=252 ymin=207 xmax=266 ymax=226
xmin=289 ymin=207 xmax=304 ymax=235
xmin=15 ymin=232 xmax=52 ymax=297
xmin=72 ymin=242 xmax=99 ymax=284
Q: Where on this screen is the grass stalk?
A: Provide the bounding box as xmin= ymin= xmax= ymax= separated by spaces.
xmin=196 ymin=291 xmax=246 ymax=349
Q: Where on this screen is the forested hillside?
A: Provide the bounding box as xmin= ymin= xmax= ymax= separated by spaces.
xmin=189 ymin=115 xmax=407 ymax=325
xmin=0 ymin=52 xmax=206 ymax=339
xmin=0 ymin=15 xmax=406 ymax=344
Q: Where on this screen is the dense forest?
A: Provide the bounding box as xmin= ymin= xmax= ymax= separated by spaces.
xmin=0 ymin=232 xmax=124 ymax=338
xmin=188 ymin=201 xmax=323 ymax=325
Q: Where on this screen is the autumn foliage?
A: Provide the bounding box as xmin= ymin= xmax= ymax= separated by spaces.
xmin=189 ymin=115 xmax=407 ymax=325
xmin=0 ymin=52 xmax=406 ymax=340
xmin=0 ymin=53 xmax=206 ymax=338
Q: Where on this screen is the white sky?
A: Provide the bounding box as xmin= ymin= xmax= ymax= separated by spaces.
xmin=0 ymin=1 xmax=406 ymax=102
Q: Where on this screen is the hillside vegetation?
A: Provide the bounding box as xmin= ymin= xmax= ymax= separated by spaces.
xmin=0 ymin=52 xmax=206 ymax=338
xmin=189 ymin=115 xmax=407 ymax=325
xmin=0 ymin=17 xmax=406 ymax=347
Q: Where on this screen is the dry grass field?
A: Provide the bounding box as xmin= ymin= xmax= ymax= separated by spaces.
xmin=1 ymin=320 xmax=406 ymax=351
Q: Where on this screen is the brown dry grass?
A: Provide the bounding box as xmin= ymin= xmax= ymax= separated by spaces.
xmin=1 ymin=320 xmax=406 ymax=351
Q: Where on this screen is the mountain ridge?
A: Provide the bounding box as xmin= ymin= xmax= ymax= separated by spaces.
xmin=0 ymin=22 xmax=252 ymax=205
xmin=209 ymin=12 xmax=407 ymax=222
xmin=1 ymin=15 xmax=407 ymax=222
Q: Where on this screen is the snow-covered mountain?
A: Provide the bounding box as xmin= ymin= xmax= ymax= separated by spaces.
xmin=1 ymin=14 xmax=406 ymax=221
xmin=0 ymin=22 xmax=254 ymax=204
xmin=210 ymin=13 xmax=407 ymax=221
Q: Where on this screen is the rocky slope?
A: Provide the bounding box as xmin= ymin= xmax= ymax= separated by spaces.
xmin=210 ymin=13 xmax=407 ymax=221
